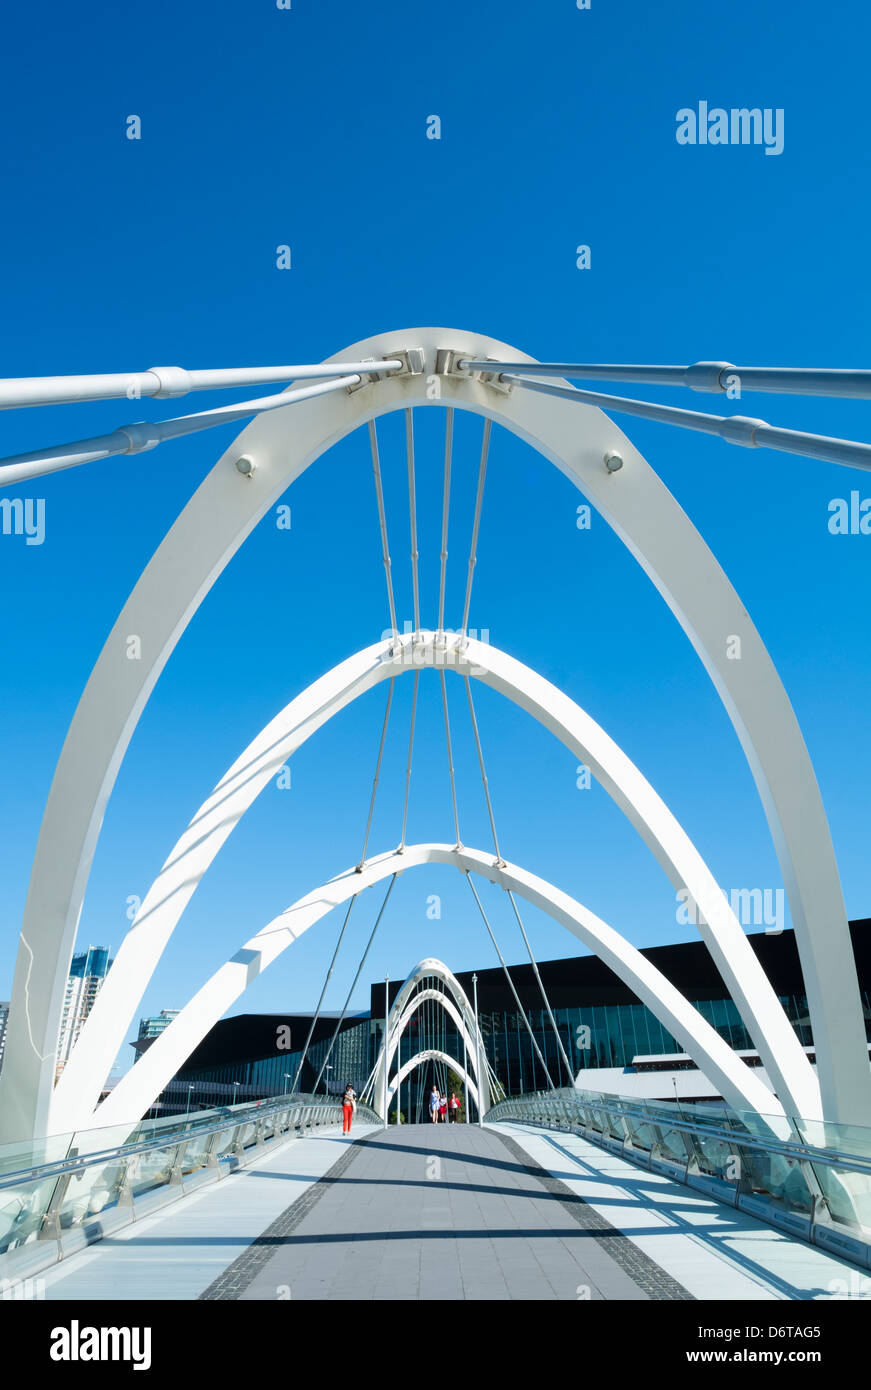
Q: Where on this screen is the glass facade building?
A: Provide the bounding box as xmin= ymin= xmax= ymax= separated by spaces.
xmin=156 ymin=922 xmax=871 ymax=1120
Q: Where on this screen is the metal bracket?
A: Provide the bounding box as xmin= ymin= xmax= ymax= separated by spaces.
xmin=477 ymin=358 xmax=515 ymax=395
xmin=345 ymin=358 xmax=384 ymax=393
xmin=347 ymin=348 xmax=424 ymax=393
xmin=436 ymin=350 xmax=514 ymax=394
xmin=380 ymin=347 xmax=425 ymax=378
xmin=435 ymin=348 xmax=479 ymax=381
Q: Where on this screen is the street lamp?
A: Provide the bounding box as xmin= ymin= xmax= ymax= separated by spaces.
xmin=185 ymin=1083 xmax=194 ymax=1118
xmin=283 ymin=1073 xmax=292 ymax=1095
xmin=232 ymin=1080 xmax=241 ymax=1107
xmin=323 ymin=1065 xmax=333 ymax=1096
xmin=472 ymin=974 xmax=483 ymax=1128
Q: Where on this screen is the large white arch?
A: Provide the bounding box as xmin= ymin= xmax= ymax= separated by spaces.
xmin=93 ymin=843 xmax=788 ymax=1130
xmin=386 ymin=1051 xmax=481 ymax=1116
xmin=49 ymin=631 xmax=820 ymax=1134
xmin=3 ymin=327 xmax=866 ymax=1142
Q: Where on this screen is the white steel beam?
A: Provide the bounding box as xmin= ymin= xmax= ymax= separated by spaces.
xmin=0 ymin=360 xmax=402 ymax=410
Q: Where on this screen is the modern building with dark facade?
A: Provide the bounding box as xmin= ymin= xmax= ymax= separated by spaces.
xmin=153 ymin=920 xmax=871 ymax=1120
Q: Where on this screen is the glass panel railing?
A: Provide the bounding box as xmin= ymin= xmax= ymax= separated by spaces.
xmin=485 ymin=1084 xmax=871 ymax=1251
xmin=0 ymin=1091 xmax=376 ymax=1267
xmin=0 ymin=1175 xmax=60 ymax=1255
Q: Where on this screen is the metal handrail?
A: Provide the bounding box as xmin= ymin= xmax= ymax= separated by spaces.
xmin=487 ymin=1091 xmax=871 ymax=1178
xmin=0 ymin=1092 xmax=375 ymax=1194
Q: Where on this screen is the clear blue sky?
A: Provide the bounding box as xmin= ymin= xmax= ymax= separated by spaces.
xmin=2 ymin=0 xmax=870 ymax=1078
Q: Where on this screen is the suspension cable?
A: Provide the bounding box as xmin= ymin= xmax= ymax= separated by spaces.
xmin=398 ymin=670 xmax=420 ymax=852
xmin=464 ymin=872 xmax=556 ymax=1090
xmin=357 ymin=679 xmax=395 ymax=870
xmin=460 ymin=417 xmax=492 ymax=637
xmin=291 ymin=669 xmax=397 ymax=1091
xmin=463 ymin=675 xmax=503 ymax=865
xmin=440 ymin=671 xmax=462 ymax=848
xmin=437 ymin=408 xmax=453 ymax=637
xmin=464 ymin=676 xmax=575 ymax=1086
xmin=312 ymin=873 xmax=398 ymax=1094
xmin=406 ymin=408 xmax=421 ymax=635
xmin=288 ymin=895 xmax=359 ymax=1094
xmin=504 ymin=888 xmax=575 ymax=1086
xmin=368 ymin=420 xmax=398 ymax=644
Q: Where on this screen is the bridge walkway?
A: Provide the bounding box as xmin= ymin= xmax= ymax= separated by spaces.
xmin=36 ymin=1121 xmax=866 ymax=1302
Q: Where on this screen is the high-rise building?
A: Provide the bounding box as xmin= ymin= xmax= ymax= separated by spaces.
xmin=132 ymin=1010 xmax=180 ymax=1062
xmin=0 ymin=1002 xmax=9 ymax=1076
xmin=55 ymin=947 xmax=113 ymax=1081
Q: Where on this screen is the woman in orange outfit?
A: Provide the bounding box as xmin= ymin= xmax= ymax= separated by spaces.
xmin=342 ymin=1082 xmax=356 ymax=1134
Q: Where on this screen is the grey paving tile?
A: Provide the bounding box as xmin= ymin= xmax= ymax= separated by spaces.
xmin=204 ymin=1125 xmax=691 ymax=1302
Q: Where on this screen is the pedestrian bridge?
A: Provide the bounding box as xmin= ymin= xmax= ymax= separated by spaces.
xmin=3 ymin=1088 xmax=871 ymax=1301
xmin=4 ymin=333 xmax=871 ymax=1303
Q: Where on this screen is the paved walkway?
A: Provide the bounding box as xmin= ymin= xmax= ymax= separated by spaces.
xmin=39 ymin=1125 xmax=380 ymax=1301
xmin=207 ymin=1124 xmax=689 ymax=1301
xmin=501 ymin=1123 xmax=866 ymax=1301
xmin=35 ymin=1120 xmax=869 ymax=1302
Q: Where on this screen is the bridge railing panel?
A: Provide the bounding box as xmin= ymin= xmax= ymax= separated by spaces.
xmin=0 ymin=1092 xmax=380 ymax=1281
xmin=486 ymin=1085 xmax=871 ymax=1266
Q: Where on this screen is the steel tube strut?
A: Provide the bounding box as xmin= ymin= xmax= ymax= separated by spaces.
xmin=505 ymin=375 xmax=871 ymax=473
xmin=460 ymin=359 xmax=871 ymax=401
xmin=0 ymin=375 xmax=361 ymax=488
xmin=0 ymin=361 xmax=402 ymax=410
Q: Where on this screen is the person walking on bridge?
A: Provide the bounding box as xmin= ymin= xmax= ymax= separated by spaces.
xmin=342 ymin=1082 xmax=356 ymax=1135
xmin=449 ymin=1091 xmax=460 ymax=1123
xmin=429 ymin=1085 xmax=440 ymax=1124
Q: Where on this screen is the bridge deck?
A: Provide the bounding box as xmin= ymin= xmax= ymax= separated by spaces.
xmin=36 ymin=1121 xmax=867 ymax=1302
xmin=209 ymin=1122 xmax=685 ymax=1301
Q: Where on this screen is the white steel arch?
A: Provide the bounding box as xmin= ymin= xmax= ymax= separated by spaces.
xmin=49 ymin=631 xmax=820 ymax=1134
xmin=379 ymin=989 xmax=480 ymax=1086
xmin=2 ymin=327 xmax=865 ymax=1142
xmin=93 ymin=843 xmax=789 ymax=1130
xmin=386 ymin=1051 xmax=480 ymax=1116
xmin=367 ymin=959 xmax=495 ymax=1118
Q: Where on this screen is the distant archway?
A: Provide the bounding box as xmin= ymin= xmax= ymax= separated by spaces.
xmin=386 ymin=1050 xmax=480 ymax=1117
xmin=366 ymin=959 xmax=496 ymax=1119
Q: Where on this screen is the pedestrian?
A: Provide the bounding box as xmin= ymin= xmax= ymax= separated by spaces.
xmin=429 ymin=1084 xmax=440 ymax=1124
xmin=449 ymin=1092 xmax=460 ymax=1123
xmin=342 ymin=1082 xmax=356 ymax=1135
xmin=439 ymin=1092 xmax=448 ymax=1124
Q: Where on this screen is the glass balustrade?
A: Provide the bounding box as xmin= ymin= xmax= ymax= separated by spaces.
xmin=0 ymin=1093 xmax=380 ymax=1263
xmin=486 ymin=1085 xmax=871 ymax=1250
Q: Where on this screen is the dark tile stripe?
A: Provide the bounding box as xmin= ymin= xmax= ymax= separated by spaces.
xmin=199 ymin=1136 xmax=373 ymax=1301
xmin=201 ymin=1126 xmax=693 ymax=1302
xmin=493 ymin=1130 xmax=694 ymax=1301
